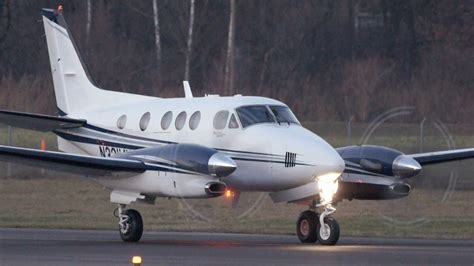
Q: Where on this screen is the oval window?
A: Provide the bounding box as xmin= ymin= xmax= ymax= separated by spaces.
xmin=161 ymin=111 xmax=173 ymax=130
xmin=213 ymin=110 xmax=229 ymax=130
xmin=117 ymin=115 xmax=127 ymax=129
xmin=175 ymin=111 xmax=187 ymax=130
xmin=139 ymin=112 xmax=151 ymax=131
xmin=189 ymin=111 xmax=201 ymax=130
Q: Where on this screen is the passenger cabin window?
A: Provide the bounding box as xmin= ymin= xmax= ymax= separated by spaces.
xmin=213 ymin=111 xmax=229 ymax=130
xmin=269 ymin=105 xmax=300 ymax=125
xmin=236 ymin=105 xmax=275 ymax=128
xmin=139 ymin=112 xmax=151 ymax=131
xmin=117 ymin=115 xmax=127 ymax=129
xmin=228 ymin=114 xmax=239 ymax=129
xmin=161 ymin=111 xmax=173 ymax=130
xmin=189 ymin=111 xmax=201 ymax=130
xmin=175 ymin=111 xmax=187 ymax=130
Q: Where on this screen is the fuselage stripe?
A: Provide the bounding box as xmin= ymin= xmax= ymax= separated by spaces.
xmin=55 ymin=125 xmax=314 ymax=167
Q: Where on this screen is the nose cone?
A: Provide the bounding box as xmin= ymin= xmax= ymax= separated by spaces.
xmin=392 ymin=155 xmax=422 ymax=178
xmin=305 ymin=134 xmax=345 ymax=179
xmin=208 ymin=153 xmax=237 ymax=178
xmin=286 ymin=127 xmax=345 ymax=179
xmin=318 ymin=147 xmax=345 ymax=178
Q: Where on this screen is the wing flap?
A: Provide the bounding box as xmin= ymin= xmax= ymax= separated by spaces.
xmin=409 ymin=148 xmax=474 ymax=165
xmin=0 ymin=110 xmax=85 ymax=132
xmin=0 ymin=145 xmax=146 ymax=178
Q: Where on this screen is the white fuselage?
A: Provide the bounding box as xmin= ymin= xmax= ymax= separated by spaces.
xmin=40 ymin=10 xmax=344 ymax=198
xmin=56 ymin=95 xmax=345 ymax=196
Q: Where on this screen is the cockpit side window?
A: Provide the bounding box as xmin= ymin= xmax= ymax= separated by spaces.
xmin=269 ymin=105 xmax=300 ymax=125
xmin=236 ymin=105 xmax=276 ymax=128
xmin=213 ymin=110 xmax=229 ymax=130
xmin=228 ymin=114 xmax=239 ymax=129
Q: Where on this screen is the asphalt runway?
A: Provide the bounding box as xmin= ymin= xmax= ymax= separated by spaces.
xmin=0 ymin=228 xmax=473 ymax=265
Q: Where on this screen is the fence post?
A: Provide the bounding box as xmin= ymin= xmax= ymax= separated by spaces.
xmin=7 ymin=126 xmax=12 ymax=177
xmin=419 ymin=117 xmax=426 ymax=153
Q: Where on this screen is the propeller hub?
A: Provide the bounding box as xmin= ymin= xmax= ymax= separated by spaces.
xmin=392 ymin=155 xmax=422 ymax=178
xmin=208 ymin=153 xmax=237 ymax=178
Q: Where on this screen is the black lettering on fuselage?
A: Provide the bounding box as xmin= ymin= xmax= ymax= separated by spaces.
xmin=99 ymin=146 xmax=106 ymax=157
xmin=98 ymin=145 xmax=129 ymax=157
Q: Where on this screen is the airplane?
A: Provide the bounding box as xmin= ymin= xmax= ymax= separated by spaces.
xmin=0 ymin=7 xmax=473 ymax=245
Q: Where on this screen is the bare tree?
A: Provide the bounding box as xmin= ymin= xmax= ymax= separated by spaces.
xmin=152 ymin=0 xmax=162 ymax=69
xmin=224 ymin=0 xmax=236 ymax=95
xmin=0 ymin=0 xmax=11 ymax=43
xmin=184 ymin=0 xmax=195 ymax=81
xmin=86 ymin=0 xmax=92 ymax=41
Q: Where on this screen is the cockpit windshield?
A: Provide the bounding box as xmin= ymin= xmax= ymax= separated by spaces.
xmin=236 ymin=105 xmax=275 ymax=128
xmin=236 ymin=105 xmax=300 ymax=128
xmin=269 ymin=105 xmax=300 ymax=125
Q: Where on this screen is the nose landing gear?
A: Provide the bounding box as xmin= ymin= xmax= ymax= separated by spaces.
xmin=115 ymin=204 xmax=143 ymax=242
xmin=296 ymin=204 xmax=340 ymax=245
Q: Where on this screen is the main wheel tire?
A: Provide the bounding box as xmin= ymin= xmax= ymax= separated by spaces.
xmin=296 ymin=210 xmax=318 ymax=243
xmin=316 ymin=216 xmax=340 ymax=245
xmin=120 ymin=209 xmax=143 ymax=242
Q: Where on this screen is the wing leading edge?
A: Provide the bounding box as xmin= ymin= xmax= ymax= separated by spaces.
xmin=0 ymin=110 xmax=85 ymax=132
xmin=0 ymin=145 xmax=146 ymax=178
xmin=409 ymin=148 xmax=474 ymax=165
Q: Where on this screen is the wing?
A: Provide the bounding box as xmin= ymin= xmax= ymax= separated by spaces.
xmin=0 ymin=110 xmax=85 ymax=132
xmin=409 ymin=148 xmax=474 ymax=165
xmin=0 ymin=145 xmax=146 ymax=178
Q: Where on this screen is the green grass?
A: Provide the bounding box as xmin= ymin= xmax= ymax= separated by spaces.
xmin=0 ymin=175 xmax=473 ymax=239
xmin=0 ymin=123 xmax=473 ymax=239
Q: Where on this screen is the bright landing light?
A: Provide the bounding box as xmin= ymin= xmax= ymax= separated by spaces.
xmin=317 ymin=172 xmax=340 ymax=204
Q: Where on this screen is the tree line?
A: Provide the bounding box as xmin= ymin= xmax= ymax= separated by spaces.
xmin=0 ymin=0 xmax=472 ymax=123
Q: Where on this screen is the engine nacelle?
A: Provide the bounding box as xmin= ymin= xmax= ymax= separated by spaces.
xmin=337 ymin=145 xmax=421 ymax=178
xmin=122 ymin=144 xmax=237 ymax=178
xmin=335 ymin=179 xmax=411 ymax=201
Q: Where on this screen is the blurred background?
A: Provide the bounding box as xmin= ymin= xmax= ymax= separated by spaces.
xmin=0 ymin=0 xmax=472 ymax=123
xmin=0 ymin=0 xmax=473 ymax=238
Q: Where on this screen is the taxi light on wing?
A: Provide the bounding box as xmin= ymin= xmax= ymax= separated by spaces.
xmin=317 ymin=172 xmax=340 ymax=204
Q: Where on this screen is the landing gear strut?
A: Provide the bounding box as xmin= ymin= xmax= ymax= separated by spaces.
xmin=296 ymin=203 xmax=339 ymax=245
xmin=115 ymin=204 xmax=143 ymax=242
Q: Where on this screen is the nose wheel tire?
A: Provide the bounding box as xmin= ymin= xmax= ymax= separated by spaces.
xmin=119 ymin=209 xmax=143 ymax=242
xmin=296 ymin=210 xmax=318 ymax=243
xmin=316 ymin=216 xmax=339 ymax=245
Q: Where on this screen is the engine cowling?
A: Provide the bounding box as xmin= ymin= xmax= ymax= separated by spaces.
xmin=122 ymin=144 xmax=237 ymax=178
xmin=335 ymin=180 xmax=411 ymax=201
xmin=337 ymin=145 xmax=421 ymax=178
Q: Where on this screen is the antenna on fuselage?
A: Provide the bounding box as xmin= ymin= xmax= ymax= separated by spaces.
xmin=183 ymin=81 xmax=193 ymax=98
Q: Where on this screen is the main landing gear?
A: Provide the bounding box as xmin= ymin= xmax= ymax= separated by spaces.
xmin=296 ymin=204 xmax=340 ymax=245
xmin=115 ymin=204 xmax=143 ymax=242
